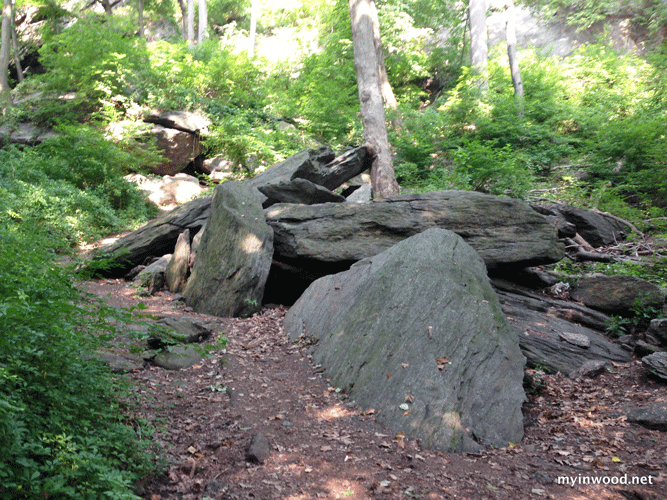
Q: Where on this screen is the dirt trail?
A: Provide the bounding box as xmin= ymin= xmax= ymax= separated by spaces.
xmin=83 ymin=279 xmax=666 ymax=500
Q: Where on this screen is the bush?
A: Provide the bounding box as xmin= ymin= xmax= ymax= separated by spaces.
xmin=0 ymin=228 xmax=158 ymax=499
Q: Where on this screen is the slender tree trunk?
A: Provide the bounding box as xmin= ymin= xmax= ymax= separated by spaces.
xmin=10 ymin=2 xmax=21 ymax=83
xmin=369 ymin=0 xmax=397 ymax=110
xmin=177 ymin=0 xmax=187 ymax=40
xmin=0 ymin=0 xmax=12 ymax=111
xmin=198 ymin=0 xmax=207 ymax=43
xmin=248 ymin=0 xmax=258 ymax=57
xmin=468 ymin=0 xmax=488 ymax=90
xmin=187 ymin=0 xmax=194 ymax=47
xmin=349 ymin=0 xmax=399 ymax=199
xmin=505 ymin=0 xmax=524 ymax=115
xmin=137 ymin=0 xmax=144 ymax=38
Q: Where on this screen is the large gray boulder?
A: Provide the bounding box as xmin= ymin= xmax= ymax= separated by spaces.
xmin=570 ymin=275 xmax=665 ymax=315
xmin=284 ymin=228 xmax=526 ymax=452
xmin=258 ymin=178 xmax=346 ymax=206
xmin=183 ymin=182 xmax=273 ymax=317
xmin=143 ymin=109 xmax=211 ymax=134
xmin=266 ymin=190 xmax=564 ymax=273
xmin=90 ymin=195 xmax=211 ymax=276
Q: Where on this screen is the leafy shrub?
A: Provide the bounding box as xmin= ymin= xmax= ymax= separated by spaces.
xmin=0 ymin=228 xmax=158 ymax=499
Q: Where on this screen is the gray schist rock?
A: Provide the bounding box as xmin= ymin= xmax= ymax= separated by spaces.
xmin=257 ymin=178 xmax=346 ymax=206
xmin=166 ymin=229 xmax=191 ymax=293
xmin=531 ymin=203 xmax=634 ymax=246
xmin=148 ymin=317 xmax=213 ymax=349
xmin=152 ymin=345 xmax=202 ymax=371
xmin=266 ymin=190 xmax=564 ymax=275
xmin=494 ymin=284 xmax=632 ymax=375
xmin=642 ymin=352 xmax=667 ymax=381
xmin=284 ymin=228 xmax=526 ymax=452
xmin=570 ymin=275 xmax=665 ymax=315
xmin=183 ymin=181 xmax=273 ymax=318
xmin=645 ymin=319 xmax=667 ymax=347
xmin=143 ymin=109 xmax=211 ymax=134
xmin=626 ymin=404 xmax=667 ymax=431
xmin=90 ymin=195 xmax=211 ymax=276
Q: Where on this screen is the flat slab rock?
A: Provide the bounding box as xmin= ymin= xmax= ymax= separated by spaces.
xmin=265 ymin=190 xmax=564 ymax=271
xmin=90 ymin=196 xmax=211 ymax=276
xmin=285 ymin=228 xmax=526 ymax=452
xmin=152 ymin=345 xmax=202 ymax=371
xmin=495 ymin=288 xmax=632 ymax=375
xmin=642 ymin=352 xmax=667 ymax=381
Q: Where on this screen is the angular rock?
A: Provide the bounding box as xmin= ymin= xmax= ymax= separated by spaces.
xmin=291 ymin=146 xmax=371 ymax=190
xmin=90 ymin=196 xmax=211 ymax=276
xmin=183 ymin=182 xmax=273 ymax=318
xmin=143 ymin=109 xmax=211 ymax=134
xmin=266 ymin=190 xmax=564 ymax=273
xmin=148 ymin=317 xmax=212 ymax=349
xmin=634 ymin=340 xmax=663 ymax=358
xmin=642 ymin=352 xmax=667 ymax=381
xmin=258 ymin=178 xmax=346 ymax=207
xmin=284 ymin=228 xmax=526 ymax=452
xmin=646 ymin=318 xmax=667 ymax=347
xmin=495 ymin=288 xmax=632 ymax=375
xmin=96 ymin=352 xmax=145 ymax=373
xmin=246 ymin=146 xmax=335 ymax=205
xmin=152 ymin=345 xmax=202 ymax=370
xmin=200 ymin=157 xmax=234 ymax=181
xmin=569 ymin=360 xmax=608 ymax=379
xmin=626 ymin=404 xmax=667 ymax=431
xmin=0 ymin=122 xmax=54 ymax=146
xmin=149 ymin=124 xmax=202 ymax=175
xmin=559 ymin=331 xmax=591 ymax=348
xmin=570 ymin=275 xmax=665 ymax=315
xmin=246 ymin=433 xmax=270 ymax=463
xmin=531 ymin=203 xmax=634 ymax=246
xmin=166 ymin=229 xmax=191 ymax=293
xmin=132 ymin=255 xmax=171 ymax=289
xmin=346 ymin=183 xmax=372 ymax=203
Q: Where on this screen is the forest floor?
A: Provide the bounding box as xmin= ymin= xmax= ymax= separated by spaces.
xmin=81 ymin=278 xmax=667 ymax=500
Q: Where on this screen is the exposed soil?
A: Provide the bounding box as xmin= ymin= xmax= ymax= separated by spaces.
xmin=81 ymin=279 xmax=667 ymax=500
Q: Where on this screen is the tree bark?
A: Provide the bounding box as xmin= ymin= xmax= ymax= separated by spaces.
xmin=369 ymin=0 xmax=397 ymax=110
xmin=177 ymin=0 xmax=187 ymax=40
xmin=10 ymin=2 xmax=22 ymax=83
xmin=349 ymin=0 xmax=399 ymax=199
xmin=187 ymin=0 xmax=194 ymax=47
xmin=248 ymin=0 xmax=258 ymax=57
xmin=468 ymin=0 xmax=488 ymax=90
xmin=505 ymin=0 xmax=524 ymax=113
xmin=137 ymin=0 xmax=144 ymax=38
xmin=0 ymin=0 xmax=12 ymax=111
xmin=198 ymin=0 xmax=207 ymax=43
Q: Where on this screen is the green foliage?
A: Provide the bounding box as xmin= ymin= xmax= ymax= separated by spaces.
xmin=0 ymin=126 xmax=158 ymax=246
xmin=0 ymin=228 xmax=158 ymax=499
xmin=39 ymin=15 xmax=149 ymax=115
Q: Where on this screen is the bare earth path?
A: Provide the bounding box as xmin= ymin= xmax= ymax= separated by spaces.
xmin=82 ymin=279 xmax=666 ymax=500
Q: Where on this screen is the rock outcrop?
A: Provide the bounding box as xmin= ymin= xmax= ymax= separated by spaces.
xmin=570 ymin=275 xmax=665 ymax=315
xmin=284 ymin=228 xmax=526 ymax=452
xmin=266 ymin=190 xmax=565 ymax=278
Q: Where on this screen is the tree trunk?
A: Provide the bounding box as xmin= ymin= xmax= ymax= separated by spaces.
xmin=468 ymin=0 xmax=488 ymax=90
xmin=10 ymin=2 xmax=22 ymax=83
xmin=198 ymin=0 xmax=207 ymax=43
xmin=177 ymin=0 xmax=187 ymax=40
xmin=349 ymin=0 xmax=399 ymax=199
xmin=248 ymin=0 xmax=258 ymax=57
xmin=137 ymin=0 xmax=144 ymax=38
xmin=0 ymin=0 xmax=12 ymax=111
xmin=187 ymin=0 xmax=194 ymax=47
xmin=505 ymin=0 xmax=524 ymax=116
xmin=369 ymin=0 xmax=397 ymax=110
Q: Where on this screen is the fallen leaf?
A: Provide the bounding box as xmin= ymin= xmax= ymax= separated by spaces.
xmin=612 ymin=456 xmax=622 ymax=463
xmin=320 ymin=445 xmax=333 ymax=452
xmin=187 ymin=446 xmax=198 ymax=454
xmin=401 ymin=363 xmax=409 ymax=368
xmin=405 ymin=394 xmax=415 ymax=403
xmin=437 ymin=357 xmax=450 ymax=370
